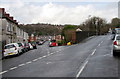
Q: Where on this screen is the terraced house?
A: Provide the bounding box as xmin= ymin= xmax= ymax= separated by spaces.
xmin=0 ymin=8 xmax=28 ymax=48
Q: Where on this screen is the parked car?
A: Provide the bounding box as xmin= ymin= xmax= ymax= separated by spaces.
xmin=38 ymin=40 xmax=44 ymax=45
xmin=17 ymin=43 xmax=25 ymax=53
xmin=49 ymin=40 xmax=57 ymax=47
xmin=21 ymin=43 xmax=28 ymax=52
xmin=29 ymin=43 xmax=33 ymax=50
xmin=112 ymin=34 xmax=116 ymax=40
xmin=31 ymin=42 xmax=37 ymax=49
xmin=24 ymin=43 xmax=30 ymax=51
xmin=3 ymin=43 xmax=22 ymax=57
xmin=113 ymin=34 xmax=120 ymax=56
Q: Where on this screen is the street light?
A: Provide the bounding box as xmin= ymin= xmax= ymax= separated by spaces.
xmin=95 ymin=19 xmax=99 ymax=35
xmin=88 ymin=15 xmax=91 ymax=37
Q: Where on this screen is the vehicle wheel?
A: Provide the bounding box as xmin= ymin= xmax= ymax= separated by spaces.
xmin=22 ymin=50 xmax=24 ymax=53
xmin=113 ymin=50 xmax=117 ymax=56
xmin=16 ymin=51 xmax=20 ymax=56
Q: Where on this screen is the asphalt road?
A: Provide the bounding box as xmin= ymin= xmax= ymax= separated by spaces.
xmin=1 ymin=35 xmax=120 ymax=78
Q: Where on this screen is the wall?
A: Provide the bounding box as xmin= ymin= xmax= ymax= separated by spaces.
xmin=76 ymin=31 xmax=96 ymax=43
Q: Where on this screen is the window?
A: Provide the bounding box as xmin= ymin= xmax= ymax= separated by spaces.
xmin=4 ymin=44 xmax=15 ymax=49
xmin=6 ymin=22 xmax=10 ymax=32
xmin=116 ymin=36 xmax=120 ymax=40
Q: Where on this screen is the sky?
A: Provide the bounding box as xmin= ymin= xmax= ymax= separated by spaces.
xmin=0 ymin=0 xmax=119 ymax=25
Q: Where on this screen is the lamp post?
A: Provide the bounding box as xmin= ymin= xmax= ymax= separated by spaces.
xmin=95 ymin=19 xmax=98 ymax=35
xmin=88 ymin=15 xmax=91 ymax=37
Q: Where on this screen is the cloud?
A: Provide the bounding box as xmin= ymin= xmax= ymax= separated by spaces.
xmin=1 ymin=0 xmax=120 ymax=2
xmin=0 ymin=0 xmax=118 ymax=25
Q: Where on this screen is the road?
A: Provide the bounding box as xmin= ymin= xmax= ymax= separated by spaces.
xmin=1 ymin=35 xmax=120 ymax=78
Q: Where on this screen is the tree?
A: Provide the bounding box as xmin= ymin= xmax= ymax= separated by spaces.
xmin=80 ymin=16 xmax=107 ymax=35
xmin=62 ymin=25 xmax=77 ymax=43
xmin=111 ymin=18 xmax=120 ymax=27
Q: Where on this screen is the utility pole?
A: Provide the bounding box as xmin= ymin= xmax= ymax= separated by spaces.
xmin=88 ymin=15 xmax=91 ymax=37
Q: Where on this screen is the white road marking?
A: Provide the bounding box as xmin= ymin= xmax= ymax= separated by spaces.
xmin=0 ymin=70 xmax=8 ymax=75
xmin=103 ymin=54 xmax=111 ymax=56
xmin=101 ymin=41 xmax=103 ymax=44
xmin=42 ymin=55 xmax=47 ymax=58
xmin=46 ymin=62 xmax=52 ymax=64
xmin=50 ymin=53 xmax=54 ymax=55
xmin=32 ymin=59 xmax=38 ymax=62
xmin=1 ymin=45 xmax=71 ymax=74
xmin=26 ymin=61 xmax=32 ymax=64
xmin=91 ymin=49 xmax=96 ymax=56
xmin=18 ymin=64 xmax=25 ymax=67
xmin=9 ymin=67 xmax=18 ymax=70
xmin=38 ymin=57 xmax=42 ymax=59
xmin=97 ymin=43 xmax=101 ymax=47
xmin=76 ymin=61 xmax=88 ymax=78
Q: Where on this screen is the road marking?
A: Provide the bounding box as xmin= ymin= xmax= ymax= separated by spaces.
xmin=1 ymin=45 xmax=71 ymax=74
xmin=46 ymin=62 xmax=52 ymax=64
xmin=91 ymin=49 xmax=96 ymax=56
xmin=26 ymin=61 xmax=32 ymax=64
xmin=101 ymin=41 xmax=103 ymax=44
xmin=9 ymin=67 xmax=18 ymax=70
xmin=97 ymin=43 xmax=101 ymax=47
xmin=18 ymin=64 xmax=25 ymax=67
xmin=50 ymin=53 xmax=54 ymax=55
xmin=42 ymin=55 xmax=47 ymax=58
xmin=32 ymin=59 xmax=38 ymax=62
xmin=76 ymin=61 xmax=88 ymax=78
xmin=103 ymin=54 xmax=111 ymax=56
xmin=0 ymin=70 xmax=8 ymax=75
xmin=38 ymin=57 xmax=42 ymax=59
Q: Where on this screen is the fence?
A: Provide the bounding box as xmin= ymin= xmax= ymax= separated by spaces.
xmin=76 ymin=31 xmax=96 ymax=43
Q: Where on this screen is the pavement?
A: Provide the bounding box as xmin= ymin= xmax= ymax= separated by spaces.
xmin=1 ymin=35 xmax=120 ymax=79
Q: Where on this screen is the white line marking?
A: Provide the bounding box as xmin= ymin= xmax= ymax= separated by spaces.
xmin=91 ymin=49 xmax=96 ymax=56
xmin=18 ymin=64 xmax=25 ymax=67
xmin=43 ymin=56 xmax=46 ymax=58
xmin=0 ymin=70 xmax=8 ymax=75
xmin=9 ymin=67 xmax=18 ymax=70
xmin=32 ymin=59 xmax=38 ymax=62
xmin=2 ymin=45 xmax=73 ymax=73
xmin=50 ymin=53 xmax=54 ymax=55
xmin=46 ymin=62 xmax=52 ymax=64
xmin=101 ymin=41 xmax=103 ymax=44
xmin=38 ymin=57 xmax=42 ymax=59
xmin=76 ymin=61 xmax=88 ymax=78
xmin=26 ymin=61 xmax=32 ymax=64
xmin=97 ymin=43 xmax=101 ymax=47
xmin=103 ymin=54 xmax=111 ymax=56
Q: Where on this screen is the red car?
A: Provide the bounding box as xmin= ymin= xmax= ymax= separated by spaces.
xmin=49 ymin=40 xmax=57 ymax=47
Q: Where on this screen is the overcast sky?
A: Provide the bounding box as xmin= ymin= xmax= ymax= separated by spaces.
xmin=0 ymin=0 xmax=119 ymax=25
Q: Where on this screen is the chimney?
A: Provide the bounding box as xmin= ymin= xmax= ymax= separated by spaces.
xmin=0 ymin=8 xmax=5 ymax=14
xmin=10 ymin=16 xmax=13 ymax=20
xmin=0 ymin=8 xmax=5 ymax=18
xmin=5 ymin=13 xmax=10 ymax=18
xmin=14 ymin=20 xmax=16 ymax=23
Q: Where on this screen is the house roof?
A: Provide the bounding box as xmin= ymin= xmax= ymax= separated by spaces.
xmin=0 ymin=8 xmax=18 ymax=24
